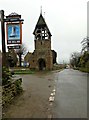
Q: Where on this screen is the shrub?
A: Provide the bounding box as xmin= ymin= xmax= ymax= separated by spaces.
xmin=2 ymin=67 xmax=12 ymax=85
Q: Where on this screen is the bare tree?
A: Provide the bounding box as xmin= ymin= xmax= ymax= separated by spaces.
xmin=70 ymin=52 xmax=81 ymax=67
xmin=81 ymin=36 xmax=89 ymax=53
xmin=16 ymin=44 xmax=27 ymax=67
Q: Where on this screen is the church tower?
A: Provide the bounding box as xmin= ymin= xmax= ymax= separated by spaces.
xmin=28 ymin=11 xmax=56 ymax=70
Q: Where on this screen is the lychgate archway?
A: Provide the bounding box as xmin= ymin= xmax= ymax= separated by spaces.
xmin=38 ymin=58 xmax=46 ymax=70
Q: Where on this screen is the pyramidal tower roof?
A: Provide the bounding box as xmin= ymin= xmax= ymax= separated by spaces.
xmin=33 ymin=13 xmax=52 ymax=36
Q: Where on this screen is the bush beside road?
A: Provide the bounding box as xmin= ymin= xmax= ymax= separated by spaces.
xmin=74 ymin=67 xmax=89 ymax=73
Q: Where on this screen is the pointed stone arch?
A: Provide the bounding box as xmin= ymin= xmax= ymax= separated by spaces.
xmin=38 ymin=58 xmax=46 ymax=70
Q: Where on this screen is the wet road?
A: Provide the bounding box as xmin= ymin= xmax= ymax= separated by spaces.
xmin=53 ymin=69 xmax=87 ymax=118
xmin=3 ymin=69 xmax=87 ymax=118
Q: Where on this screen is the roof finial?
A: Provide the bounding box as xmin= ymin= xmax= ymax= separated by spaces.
xmin=44 ymin=12 xmax=45 ymax=19
xmin=40 ymin=6 xmax=42 ymax=15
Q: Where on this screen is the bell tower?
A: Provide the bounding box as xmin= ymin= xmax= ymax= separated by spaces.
xmin=32 ymin=12 xmax=53 ymax=70
xmin=29 ymin=11 xmax=54 ymax=70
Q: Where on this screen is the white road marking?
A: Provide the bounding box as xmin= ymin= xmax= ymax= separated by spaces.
xmin=49 ymin=96 xmax=55 ymax=102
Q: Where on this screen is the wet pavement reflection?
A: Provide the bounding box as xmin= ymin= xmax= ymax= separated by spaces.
xmin=53 ymin=69 xmax=87 ymax=118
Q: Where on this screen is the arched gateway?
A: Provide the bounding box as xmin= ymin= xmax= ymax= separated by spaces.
xmin=38 ymin=58 xmax=46 ymax=70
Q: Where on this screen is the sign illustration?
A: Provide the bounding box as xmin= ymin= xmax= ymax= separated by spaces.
xmin=7 ymin=23 xmax=22 ymax=44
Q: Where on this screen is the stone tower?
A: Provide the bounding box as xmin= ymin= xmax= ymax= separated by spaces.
xmin=28 ymin=12 xmax=56 ymax=70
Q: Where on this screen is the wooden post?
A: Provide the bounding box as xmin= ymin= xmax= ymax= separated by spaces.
xmin=0 ymin=10 xmax=6 ymax=67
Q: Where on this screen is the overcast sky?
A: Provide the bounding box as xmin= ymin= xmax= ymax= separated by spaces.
xmin=0 ymin=0 xmax=88 ymax=63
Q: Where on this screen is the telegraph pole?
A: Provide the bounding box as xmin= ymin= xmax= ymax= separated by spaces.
xmin=0 ymin=10 xmax=6 ymax=66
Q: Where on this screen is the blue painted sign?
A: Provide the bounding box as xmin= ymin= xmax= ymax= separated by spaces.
xmin=7 ymin=23 xmax=22 ymax=44
xmin=8 ymin=24 xmax=20 ymax=40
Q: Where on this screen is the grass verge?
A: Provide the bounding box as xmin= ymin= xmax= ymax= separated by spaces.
xmin=14 ymin=69 xmax=35 ymax=74
xmin=79 ymin=67 xmax=89 ymax=73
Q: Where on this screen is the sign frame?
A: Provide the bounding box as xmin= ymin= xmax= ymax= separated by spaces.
xmin=7 ymin=45 xmax=21 ymax=49
xmin=6 ymin=22 xmax=22 ymax=44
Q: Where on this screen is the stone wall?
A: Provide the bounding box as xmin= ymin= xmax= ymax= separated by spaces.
xmin=29 ymin=39 xmax=53 ymax=70
xmin=35 ymin=39 xmax=51 ymax=50
xmin=2 ymin=78 xmax=22 ymax=107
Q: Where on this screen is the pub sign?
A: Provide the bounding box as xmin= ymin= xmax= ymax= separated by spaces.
xmin=6 ymin=23 xmax=22 ymax=44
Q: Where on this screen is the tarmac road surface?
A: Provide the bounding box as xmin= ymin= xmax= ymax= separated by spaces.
xmin=3 ymin=69 xmax=87 ymax=118
xmin=52 ymin=69 xmax=87 ymax=118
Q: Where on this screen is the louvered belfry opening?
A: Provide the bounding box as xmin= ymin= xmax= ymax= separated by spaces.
xmin=33 ymin=13 xmax=52 ymax=40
